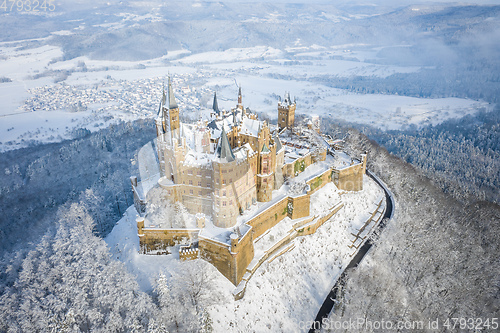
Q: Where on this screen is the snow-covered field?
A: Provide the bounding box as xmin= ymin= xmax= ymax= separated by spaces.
xmin=0 ymin=40 xmax=492 ymax=151
xmin=105 ymin=175 xmax=383 ymax=332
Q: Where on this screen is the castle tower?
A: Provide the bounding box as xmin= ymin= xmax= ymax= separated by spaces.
xmin=278 ymin=92 xmax=296 ymax=132
xmin=167 ymin=77 xmax=180 ymax=139
xmin=155 ymin=84 xmax=167 ymax=137
xmin=256 ymin=143 xmax=274 ymax=202
xmin=212 ymin=92 xmax=220 ymax=117
xmin=237 ymin=86 xmax=243 ymax=111
xmin=212 ymin=127 xmax=239 ymax=228
xmin=273 ymin=135 xmax=285 ymax=189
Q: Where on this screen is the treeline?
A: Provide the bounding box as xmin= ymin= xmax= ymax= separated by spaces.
xmin=0 ymin=119 xmax=155 ymax=255
xmin=324 ymin=128 xmax=500 ymax=332
xmin=352 ymin=108 xmax=500 ymax=204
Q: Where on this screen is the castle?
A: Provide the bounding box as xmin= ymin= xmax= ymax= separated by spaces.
xmin=131 ymin=78 xmax=367 ymax=292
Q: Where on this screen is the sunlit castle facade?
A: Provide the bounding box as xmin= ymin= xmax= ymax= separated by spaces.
xmin=155 ymin=79 xmax=286 ymax=228
xmin=132 ymin=78 xmax=368 ymax=289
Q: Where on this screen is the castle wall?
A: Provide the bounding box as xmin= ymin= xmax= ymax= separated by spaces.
xmin=199 ymin=231 xmax=254 ymax=286
xmin=247 ymin=196 xmax=289 ymax=239
xmin=231 ymin=229 xmax=255 ymax=286
xmin=306 ymin=167 xmax=333 ymax=195
xmin=179 ymin=247 xmax=199 ymax=261
xmin=282 ymin=152 xmax=313 ymax=179
xmin=295 ymin=202 xmax=344 ymax=236
xmin=239 ymin=133 xmax=258 ymax=152
xmin=311 ymin=148 xmax=327 ymax=163
xmin=288 ymin=194 xmax=310 ymax=219
xmin=138 ymin=228 xmax=199 ymax=254
xmin=332 ymin=163 xmax=364 ymax=191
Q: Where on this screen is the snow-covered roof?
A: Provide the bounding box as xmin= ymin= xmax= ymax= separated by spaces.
xmin=184 ymin=150 xmax=212 ymax=167
xmin=234 ymin=143 xmax=254 ymax=160
xmin=332 ymin=151 xmax=355 ymax=170
xmin=240 ymin=117 xmax=260 ymax=137
xmin=274 ymin=135 xmax=283 ymax=154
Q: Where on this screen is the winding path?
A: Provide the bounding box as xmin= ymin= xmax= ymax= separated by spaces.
xmin=308 ymin=169 xmax=395 ymax=332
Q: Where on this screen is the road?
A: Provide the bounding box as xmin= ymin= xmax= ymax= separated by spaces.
xmin=308 ymin=169 xmax=395 ymax=332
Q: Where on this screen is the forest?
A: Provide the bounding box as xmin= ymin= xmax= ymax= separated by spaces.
xmin=354 ymin=106 xmax=500 ymax=205
xmin=0 ymin=119 xmax=155 ymax=254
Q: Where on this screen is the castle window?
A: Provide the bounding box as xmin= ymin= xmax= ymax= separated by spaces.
xmin=198 ymin=181 xmax=202 ymax=186
xmin=223 ymin=180 xmax=226 ymax=185
xmin=189 ymin=180 xmax=193 ymax=185
xmin=223 ymin=201 xmax=226 ymax=206
xmin=222 ymin=170 xmax=227 ymax=174
xmin=190 ymin=189 xmax=193 ymax=195
xmin=263 ymin=178 xmax=267 ymax=183
xmin=188 ymin=170 xmax=193 ymax=175
xmin=223 ymin=191 xmax=226 ymax=197
xmin=197 ymin=171 xmax=202 ymax=176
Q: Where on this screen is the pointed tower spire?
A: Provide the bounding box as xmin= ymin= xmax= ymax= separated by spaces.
xmin=168 ymin=76 xmax=178 ymax=109
xmin=217 ymin=126 xmax=235 ymax=162
xmin=162 ymin=82 xmax=166 ymax=106
xmin=237 ymin=85 xmax=243 ymax=110
xmin=213 ymin=92 xmax=220 ymax=114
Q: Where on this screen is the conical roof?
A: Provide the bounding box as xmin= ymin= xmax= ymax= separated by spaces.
xmin=213 ymin=92 xmax=220 ymax=114
xmin=168 ymin=77 xmax=178 ymax=109
xmin=216 ymin=127 xmax=235 ymax=162
xmin=162 ymin=83 xmax=166 ymax=106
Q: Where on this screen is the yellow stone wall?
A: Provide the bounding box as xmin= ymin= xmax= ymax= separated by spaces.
xmin=138 ymin=228 xmax=199 ymax=254
xmin=199 ymin=231 xmax=254 ymax=286
xmin=247 ymin=196 xmax=289 ymax=239
xmin=179 ymin=247 xmax=199 ymax=261
xmin=332 ymin=163 xmax=364 ymax=191
xmin=288 ymin=194 xmax=310 ymax=219
xmin=306 ymin=168 xmax=332 ymax=195
xmin=282 ymin=153 xmax=313 ymax=179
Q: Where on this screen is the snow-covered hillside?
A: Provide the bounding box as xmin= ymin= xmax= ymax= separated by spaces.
xmin=106 ymin=176 xmax=383 ymax=332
